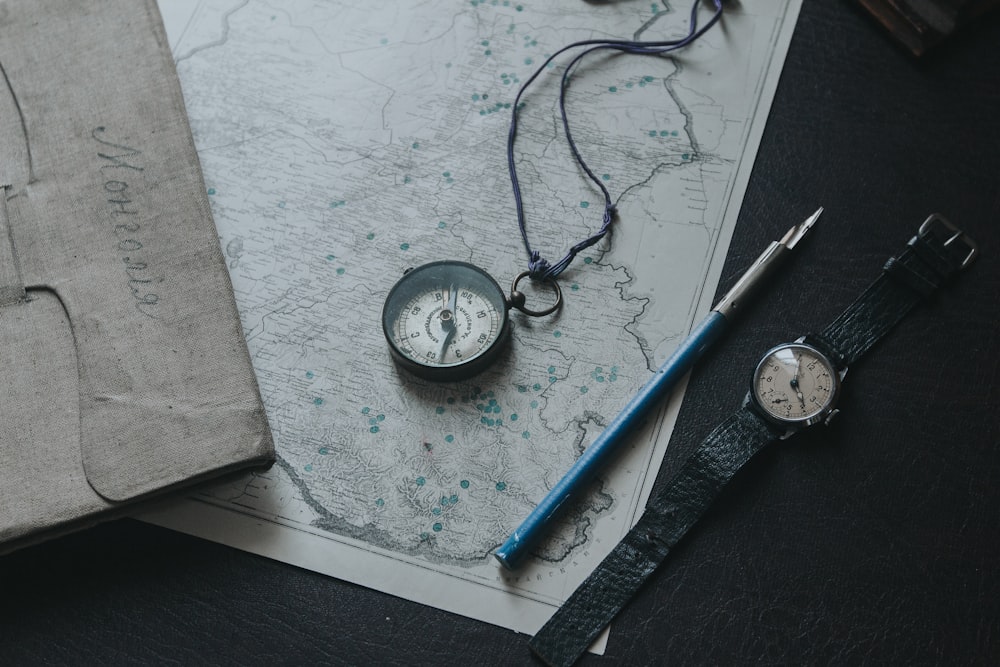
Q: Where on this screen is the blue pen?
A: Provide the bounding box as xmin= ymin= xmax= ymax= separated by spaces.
xmin=494 ymin=208 xmax=823 ymax=569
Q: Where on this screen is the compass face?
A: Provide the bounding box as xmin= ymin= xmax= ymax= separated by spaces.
xmin=382 ymin=261 xmax=510 ymax=381
xmin=750 ymin=342 xmax=840 ymax=425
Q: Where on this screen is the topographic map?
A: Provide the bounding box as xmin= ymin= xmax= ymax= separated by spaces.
xmin=147 ymin=0 xmax=802 ymax=639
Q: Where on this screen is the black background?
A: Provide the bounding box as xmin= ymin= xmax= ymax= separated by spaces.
xmin=3 ymin=2 xmax=998 ymax=665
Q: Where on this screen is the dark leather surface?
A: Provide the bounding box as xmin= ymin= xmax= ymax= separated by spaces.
xmin=2 ymin=3 xmax=998 ymax=665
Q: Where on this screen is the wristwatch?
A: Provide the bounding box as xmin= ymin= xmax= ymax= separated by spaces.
xmin=528 ymin=214 xmax=978 ymax=667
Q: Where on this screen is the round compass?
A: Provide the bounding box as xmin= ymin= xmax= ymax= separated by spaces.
xmin=382 ymin=261 xmax=514 ymax=381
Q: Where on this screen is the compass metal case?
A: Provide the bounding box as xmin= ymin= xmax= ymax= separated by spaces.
xmin=382 ymin=261 xmax=512 ymax=381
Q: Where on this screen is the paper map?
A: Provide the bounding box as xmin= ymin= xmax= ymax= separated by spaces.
xmin=146 ymin=0 xmax=802 ymax=640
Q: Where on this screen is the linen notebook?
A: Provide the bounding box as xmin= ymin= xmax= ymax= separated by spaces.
xmin=0 ymin=0 xmax=274 ymax=554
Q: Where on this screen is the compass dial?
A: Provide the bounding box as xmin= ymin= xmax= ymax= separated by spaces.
xmin=382 ymin=261 xmax=510 ymax=381
xmin=751 ymin=342 xmax=839 ymax=425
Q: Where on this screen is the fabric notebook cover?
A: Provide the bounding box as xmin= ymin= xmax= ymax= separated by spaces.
xmin=0 ymin=0 xmax=275 ymax=554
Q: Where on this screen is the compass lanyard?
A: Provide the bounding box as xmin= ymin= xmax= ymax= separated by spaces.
xmin=507 ymin=0 xmax=724 ymax=282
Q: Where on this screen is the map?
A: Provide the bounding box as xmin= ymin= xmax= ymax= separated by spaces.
xmin=146 ymin=0 xmax=803 ymax=640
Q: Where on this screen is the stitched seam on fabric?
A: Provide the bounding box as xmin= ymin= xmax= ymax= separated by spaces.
xmin=0 ymin=57 xmax=35 ymax=185
xmin=0 ymin=188 xmax=26 ymax=306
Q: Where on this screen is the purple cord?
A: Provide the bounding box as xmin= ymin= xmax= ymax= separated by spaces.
xmin=508 ymin=0 xmax=724 ymax=280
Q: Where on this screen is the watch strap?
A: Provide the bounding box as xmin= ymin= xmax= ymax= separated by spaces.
xmin=804 ymin=214 xmax=977 ymax=369
xmin=529 ymin=407 xmax=780 ymax=667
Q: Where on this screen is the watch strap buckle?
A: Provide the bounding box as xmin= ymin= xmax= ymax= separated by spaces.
xmin=917 ymin=214 xmax=978 ymax=271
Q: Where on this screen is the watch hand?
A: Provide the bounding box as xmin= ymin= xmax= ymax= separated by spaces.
xmin=790 ymin=354 xmax=806 ymax=407
xmin=438 ymin=285 xmax=457 ymax=360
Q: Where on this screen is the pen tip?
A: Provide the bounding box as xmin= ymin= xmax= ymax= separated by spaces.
xmin=782 ymin=207 xmax=822 ymax=248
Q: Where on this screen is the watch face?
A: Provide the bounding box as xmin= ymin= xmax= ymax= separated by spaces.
xmin=382 ymin=261 xmax=510 ymax=381
xmin=751 ymin=342 xmax=839 ymax=425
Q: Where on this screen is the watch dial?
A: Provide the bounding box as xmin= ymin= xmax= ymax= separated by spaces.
xmin=752 ymin=343 xmax=838 ymax=423
xmin=382 ymin=261 xmax=509 ymax=378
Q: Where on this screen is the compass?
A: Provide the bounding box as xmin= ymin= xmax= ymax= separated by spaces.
xmin=381 ymin=261 xmax=560 ymax=381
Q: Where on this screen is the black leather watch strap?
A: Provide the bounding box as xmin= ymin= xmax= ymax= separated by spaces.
xmin=805 ymin=214 xmax=977 ymax=369
xmin=528 ymin=215 xmax=977 ymax=667
xmin=529 ymin=408 xmax=780 ymax=667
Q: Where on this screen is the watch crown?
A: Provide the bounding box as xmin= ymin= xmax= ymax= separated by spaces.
xmin=823 ymin=408 xmax=840 ymax=427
